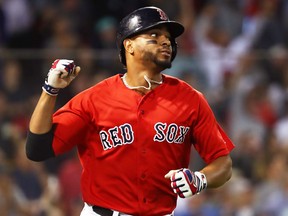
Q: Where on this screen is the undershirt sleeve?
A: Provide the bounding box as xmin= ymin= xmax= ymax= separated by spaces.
xmin=26 ymin=129 xmax=55 ymax=161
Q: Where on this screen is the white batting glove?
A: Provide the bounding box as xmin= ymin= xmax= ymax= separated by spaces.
xmin=42 ymin=59 xmax=77 ymax=96
xmin=165 ymin=168 xmax=207 ymax=198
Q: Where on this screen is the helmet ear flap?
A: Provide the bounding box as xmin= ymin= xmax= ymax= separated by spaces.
xmin=119 ymin=47 xmax=126 ymax=66
xmin=171 ymin=38 xmax=178 ymax=62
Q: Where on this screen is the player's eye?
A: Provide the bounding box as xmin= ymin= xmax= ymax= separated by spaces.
xmin=150 ymin=33 xmax=158 ymax=38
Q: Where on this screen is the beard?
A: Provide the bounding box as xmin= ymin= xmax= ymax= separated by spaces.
xmin=143 ymin=51 xmax=172 ymax=69
xmin=154 ymin=58 xmax=172 ymax=69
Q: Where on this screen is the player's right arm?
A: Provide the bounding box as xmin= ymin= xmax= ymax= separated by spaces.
xmin=26 ymin=59 xmax=80 ymax=161
xmin=29 ymin=91 xmax=57 ymax=134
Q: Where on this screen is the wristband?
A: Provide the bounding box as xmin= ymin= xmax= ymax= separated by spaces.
xmin=42 ymin=81 xmax=60 ymax=96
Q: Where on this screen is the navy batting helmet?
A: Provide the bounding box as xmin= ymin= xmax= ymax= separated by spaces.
xmin=116 ymin=6 xmax=185 ymax=66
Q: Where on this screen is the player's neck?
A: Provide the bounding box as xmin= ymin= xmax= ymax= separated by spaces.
xmin=122 ymin=71 xmax=163 ymax=94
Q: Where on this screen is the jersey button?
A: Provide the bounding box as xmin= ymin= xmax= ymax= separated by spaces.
xmin=143 ymin=198 xmax=147 ymax=203
xmin=141 ymin=173 xmax=146 ymax=179
xmin=140 ymin=110 xmax=144 ymax=115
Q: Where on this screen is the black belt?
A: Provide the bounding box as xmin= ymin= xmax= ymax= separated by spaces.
xmin=92 ymin=205 xmax=114 ymax=216
xmin=92 ymin=205 xmax=173 ymax=216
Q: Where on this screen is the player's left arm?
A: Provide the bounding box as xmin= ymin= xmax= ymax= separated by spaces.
xmin=165 ymin=155 xmax=232 ymax=198
xmin=165 ymin=90 xmax=234 ymax=198
xmin=200 ymin=154 xmax=232 ymax=187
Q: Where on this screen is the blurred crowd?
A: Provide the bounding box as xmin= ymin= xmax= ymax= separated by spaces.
xmin=0 ymin=0 xmax=288 ymax=215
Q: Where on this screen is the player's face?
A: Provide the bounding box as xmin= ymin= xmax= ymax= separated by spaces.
xmin=132 ymin=26 xmax=173 ymax=69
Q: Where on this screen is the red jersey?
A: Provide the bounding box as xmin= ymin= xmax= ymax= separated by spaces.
xmin=52 ymin=74 xmax=234 ymax=215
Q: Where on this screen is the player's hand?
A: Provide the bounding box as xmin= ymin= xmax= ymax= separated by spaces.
xmin=165 ymin=168 xmax=207 ymax=198
xmin=42 ymin=59 xmax=81 ymax=96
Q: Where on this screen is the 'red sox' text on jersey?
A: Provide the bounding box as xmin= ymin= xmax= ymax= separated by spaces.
xmin=50 ymin=74 xmax=234 ymax=215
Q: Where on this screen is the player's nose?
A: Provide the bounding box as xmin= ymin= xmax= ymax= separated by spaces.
xmin=160 ymin=35 xmax=171 ymax=47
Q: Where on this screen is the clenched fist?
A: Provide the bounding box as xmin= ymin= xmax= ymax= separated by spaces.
xmin=165 ymin=168 xmax=207 ymax=198
xmin=42 ymin=59 xmax=81 ymax=96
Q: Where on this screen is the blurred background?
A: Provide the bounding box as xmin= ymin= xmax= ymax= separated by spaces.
xmin=0 ymin=0 xmax=288 ymax=215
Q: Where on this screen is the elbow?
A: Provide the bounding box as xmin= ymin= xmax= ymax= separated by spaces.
xmin=220 ymin=155 xmax=233 ymax=185
xmin=25 ymin=140 xmax=54 ymax=162
xmin=203 ymin=155 xmax=234 ymax=188
xmin=225 ymin=156 xmax=233 ymax=182
xmin=26 ymin=153 xmax=44 ymax=162
xmin=25 ymin=130 xmax=55 ymax=162
xmin=25 ymin=145 xmax=48 ymax=162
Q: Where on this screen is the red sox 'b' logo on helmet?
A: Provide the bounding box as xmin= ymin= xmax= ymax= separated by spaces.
xmin=157 ymin=9 xmax=168 ymax=21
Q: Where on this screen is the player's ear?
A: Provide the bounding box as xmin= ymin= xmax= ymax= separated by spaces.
xmin=123 ymin=39 xmax=134 ymax=54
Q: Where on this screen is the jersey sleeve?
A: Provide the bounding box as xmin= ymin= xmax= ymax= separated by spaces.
xmin=52 ymin=94 xmax=92 ymax=156
xmin=191 ymin=92 xmax=234 ymax=164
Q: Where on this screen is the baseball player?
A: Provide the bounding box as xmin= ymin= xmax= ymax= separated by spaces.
xmin=26 ymin=6 xmax=234 ymax=216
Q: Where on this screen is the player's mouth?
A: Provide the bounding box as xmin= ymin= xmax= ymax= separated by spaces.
xmin=160 ymin=49 xmax=171 ymax=57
